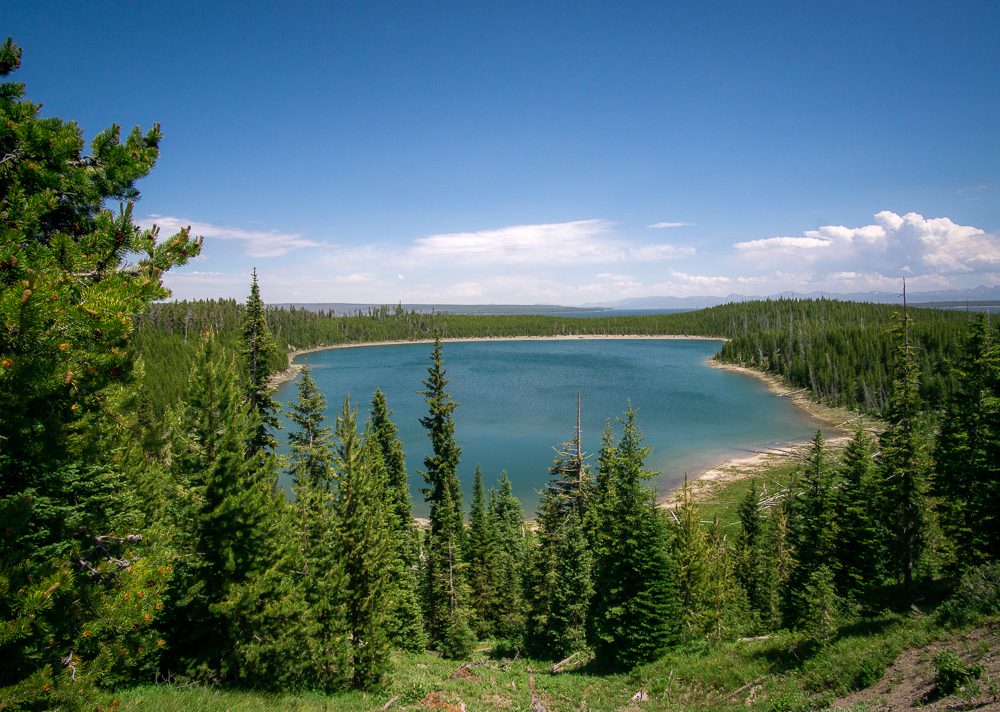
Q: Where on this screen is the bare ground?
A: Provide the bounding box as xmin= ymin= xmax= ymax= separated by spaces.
xmin=833 ymin=621 xmax=1000 ymax=711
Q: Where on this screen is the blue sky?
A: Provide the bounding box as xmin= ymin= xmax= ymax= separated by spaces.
xmin=8 ymin=1 xmax=1000 ymax=304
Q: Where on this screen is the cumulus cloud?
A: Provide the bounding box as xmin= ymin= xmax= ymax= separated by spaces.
xmin=141 ymin=215 xmax=324 ymax=258
xmin=733 ymin=211 xmax=1000 ymax=279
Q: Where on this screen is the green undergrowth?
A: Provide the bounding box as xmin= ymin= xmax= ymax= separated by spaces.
xmin=112 ymin=609 xmax=966 ymax=711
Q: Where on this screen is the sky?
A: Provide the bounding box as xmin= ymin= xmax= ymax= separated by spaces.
xmin=8 ymin=1 xmax=1000 ymax=304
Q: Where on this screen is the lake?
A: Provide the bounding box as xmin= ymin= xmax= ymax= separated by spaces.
xmin=274 ymin=338 xmax=825 ymax=517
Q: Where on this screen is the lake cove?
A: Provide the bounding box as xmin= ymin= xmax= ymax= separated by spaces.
xmin=274 ymin=338 xmax=827 ymax=517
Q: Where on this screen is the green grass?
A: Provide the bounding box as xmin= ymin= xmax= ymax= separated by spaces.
xmin=112 ymin=610 xmax=957 ymax=711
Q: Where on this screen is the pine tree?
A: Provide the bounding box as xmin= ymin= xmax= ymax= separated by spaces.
xmin=706 ymin=516 xmax=750 ymax=641
xmin=159 ymin=333 xmax=291 ymax=682
xmin=467 ymin=465 xmax=495 ymax=637
xmin=419 ymin=339 xmax=474 ymax=657
xmin=786 ymin=430 xmax=840 ymax=624
xmin=879 ymin=304 xmax=936 ymax=598
xmin=370 ymin=388 xmax=420 ymax=568
xmin=334 ymin=397 xmax=394 ymax=688
xmin=284 ymin=368 xmax=351 ymax=690
xmin=671 ymin=476 xmax=712 ymax=641
xmin=487 ymin=471 xmax=528 ymax=644
xmin=834 ymin=428 xmax=886 ymax=608
xmin=241 ymin=269 xmax=280 ymax=455
xmin=366 ymin=390 xmax=426 ymax=652
xmin=735 ymin=480 xmax=774 ymax=628
xmin=590 ymin=406 xmax=680 ymax=669
xmin=933 ymin=316 xmax=1000 ymax=566
xmin=526 ymin=405 xmax=594 ymax=659
xmin=0 ymin=38 xmax=199 ymax=703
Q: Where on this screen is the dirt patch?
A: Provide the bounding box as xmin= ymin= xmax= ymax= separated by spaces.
xmin=833 ymin=622 xmax=1000 ymax=710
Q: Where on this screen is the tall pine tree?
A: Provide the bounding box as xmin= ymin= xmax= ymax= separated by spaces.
xmin=419 ymin=339 xmax=474 ymax=657
xmin=879 ymin=303 xmax=935 ymax=598
xmin=334 ymin=397 xmax=394 ymax=688
xmin=590 ymin=406 xmax=680 ymax=669
xmin=240 ymin=269 xmax=280 ymax=455
xmin=367 ymin=389 xmax=426 ymax=651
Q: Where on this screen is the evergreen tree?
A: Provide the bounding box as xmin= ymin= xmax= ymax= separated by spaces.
xmin=159 ymin=334 xmax=293 ymax=683
xmin=933 ymin=316 xmax=1000 ymax=566
xmin=0 ymin=38 xmax=199 ymax=702
xmin=288 ymin=366 xmax=334 ymax=491
xmin=786 ymin=431 xmax=840 ymax=622
xmin=418 ymin=339 xmax=474 ymax=657
xmin=335 ymin=397 xmax=394 ymax=688
xmin=526 ymin=408 xmax=595 ymax=659
xmin=590 ymin=406 xmax=680 ymax=669
xmin=366 ymin=390 xmax=426 ymax=652
xmin=285 ymin=368 xmax=351 ymax=689
xmin=706 ymin=516 xmax=750 ymax=641
xmin=487 ymin=471 xmax=528 ymax=644
xmin=370 ymin=388 xmax=420 ymax=569
xmin=466 ymin=465 xmax=495 ymax=637
xmin=671 ymin=476 xmax=712 ymax=641
xmin=241 ymin=269 xmax=280 ymax=455
xmin=735 ymin=480 xmax=776 ymax=628
xmin=801 ymin=565 xmax=840 ymax=647
xmin=834 ymin=428 xmax=886 ymax=608
xmin=879 ymin=307 xmax=936 ymax=598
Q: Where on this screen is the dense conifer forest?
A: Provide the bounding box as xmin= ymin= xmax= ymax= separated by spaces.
xmin=2 ymin=38 xmax=998 ymax=710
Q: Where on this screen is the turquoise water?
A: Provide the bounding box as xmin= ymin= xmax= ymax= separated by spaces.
xmin=274 ymin=339 xmax=825 ymax=517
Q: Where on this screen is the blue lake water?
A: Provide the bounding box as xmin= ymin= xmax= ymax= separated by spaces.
xmin=274 ymin=339 xmax=825 ymax=517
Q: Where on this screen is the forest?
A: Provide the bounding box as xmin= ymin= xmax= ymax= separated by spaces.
xmin=2 ymin=37 xmax=999 ymax=710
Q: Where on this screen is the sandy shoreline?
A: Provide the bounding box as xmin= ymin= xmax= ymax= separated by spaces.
xmin=269 ymin=335 xmax=865 ymax=503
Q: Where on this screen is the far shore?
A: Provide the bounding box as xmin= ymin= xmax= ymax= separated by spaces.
xmin=268 ymin=334 xmax=872 ymax=506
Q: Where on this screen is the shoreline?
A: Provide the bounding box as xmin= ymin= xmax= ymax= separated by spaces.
xmin=659 ymin=358 xmax=871 ymax=507
xmin=269 ymin=335 xmax=869 ymax=506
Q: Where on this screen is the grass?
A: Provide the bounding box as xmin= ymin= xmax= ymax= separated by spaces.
xmin=113 ymin=610 xmax=956 ymax=711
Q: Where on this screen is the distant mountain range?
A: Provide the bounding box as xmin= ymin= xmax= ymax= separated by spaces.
xmin=581 ymin=285 xmax=1000 ymax=310
xmin=271 ymin=286 xmax=1000 ymax=315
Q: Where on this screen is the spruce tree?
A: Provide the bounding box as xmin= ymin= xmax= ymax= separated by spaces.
xmin=366 ymin=389 xmax=426 ymax=652
xmin=159 ymin=334 xmax=292 ymax=682
xmin=334 ymin=397 xmax=394 ymax=688
xmin=419 ymin=339 xmax=474 ymax=657
xmin=370 ymin=388 xmax=420 ymax=569
xmin=706 ymin=516 xmax=750 ymax=640
xmin=735 ymin=480 xmax=776 ymax=628
xmin=786 ymin=431 xmax=840 ymax=623
xmin=933 ymin=316 xmax=1000 ymax=566
xmin=241 ymin=269 xmax=280 ymax=455
xmin=879 ymin=307 xmax=935 ymax=598
xmin=590 ymin=406 xmax=680 ymax=669
xmin=671 ymin=476 xmax=713 ymax=641
xmin=527 ymin=407 xmax=594 ymax=659
xmin=487 ymin=471 xmax=528 ymax=644
xmin=285 ymin=367 xmax=351 ymax=689
xmin=834 ymin=428 xmax=886 ymax=608
xmin=467 ymin=465 xmax=495 ymax=637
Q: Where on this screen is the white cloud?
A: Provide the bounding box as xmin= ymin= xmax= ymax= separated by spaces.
xmin=409 ymin=219 xmax=695 ymax=266
xmin=735 ymin=236 xmax=832 ymax=251
xmin=141 ymin=215 xmax=324 ymax=258
xmin=648 ymin=221 xmax=694 ymax=229
xmin=734 ymin=211 xmax=1000 ymax=278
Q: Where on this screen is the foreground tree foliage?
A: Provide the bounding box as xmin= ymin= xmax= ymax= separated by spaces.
xmin=0 ymin=38 xmax=200 ymax=706
xmin=590 ymin=407 xmax=680 ymax=669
